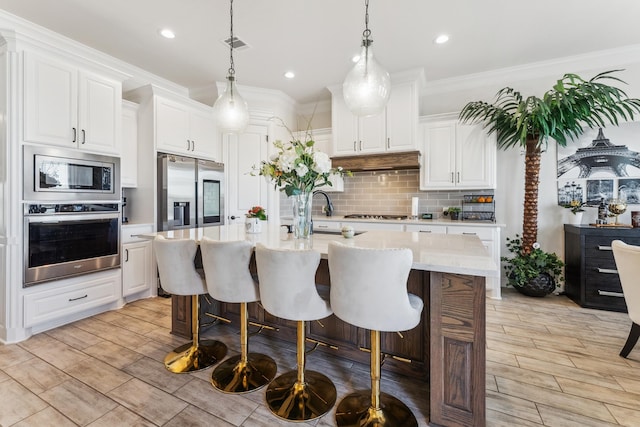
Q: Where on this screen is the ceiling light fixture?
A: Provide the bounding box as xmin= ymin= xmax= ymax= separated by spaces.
xmin=284 ymin=71 xmax=295 ymax=79
xmin=434 ymin=34 xmax=449 ymax=44
xmin=213 ymin=0 xmax=249 ymax=134
xmin=342 ymin=0 xmax=390 ymax=117
xmin=160 ymin=28 xmax=175 ymax=39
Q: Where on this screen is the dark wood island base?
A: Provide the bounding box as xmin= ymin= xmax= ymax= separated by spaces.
xmin=171 ymin=259 xmax=486 ymax=427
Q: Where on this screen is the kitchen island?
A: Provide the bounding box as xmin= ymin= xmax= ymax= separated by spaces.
xmin=143 ymin=224 xmax=497 ymax=427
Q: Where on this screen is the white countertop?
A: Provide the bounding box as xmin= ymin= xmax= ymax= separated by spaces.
xmin=139 ymin=223 xmax=498 ymax=278
xmin=282 ymin=215 xmax=505 ymax=228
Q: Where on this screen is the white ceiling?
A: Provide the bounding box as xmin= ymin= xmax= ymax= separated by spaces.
xmin=1 ymin=0 xmax=640 ymax=105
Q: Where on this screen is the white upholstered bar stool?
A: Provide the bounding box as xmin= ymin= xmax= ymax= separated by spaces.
xmin=255 ymin=243 xmax=337 ymax=422
xmin=200 ymin=237 xmax=277 ymax=393
xmin=153 ymin=235 xmax=227 ymax=373
xmin=328 ymin=241 xmax=423 ymax=427
xmin=612 ymin=240 xmax=640 ymax=357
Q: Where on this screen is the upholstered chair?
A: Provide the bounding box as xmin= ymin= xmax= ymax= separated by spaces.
xmin=611 ymin=240 xmax=640 ymax=358
xmin=255 ymin=243 xmax=336 ymax=422
xmin=153 ymin=235 xmax=227 ymax=373
xmin=200 ymin=237 xmax=276 ymax=393
xmin=328 ymin=241 xmax=423 ymax=427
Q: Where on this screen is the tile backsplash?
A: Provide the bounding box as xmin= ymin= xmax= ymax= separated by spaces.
xmin=279 ymin=170 xmax=494 ymax=219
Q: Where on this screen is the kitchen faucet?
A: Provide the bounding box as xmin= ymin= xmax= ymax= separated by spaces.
xmin=313 ymin=190 xmax=334 ymax=217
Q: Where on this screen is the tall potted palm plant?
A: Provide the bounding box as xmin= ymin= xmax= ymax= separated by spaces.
xmin=460 ymin=71 xmax=640 ymax=293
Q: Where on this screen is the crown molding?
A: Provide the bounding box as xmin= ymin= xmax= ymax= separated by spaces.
xmin=423 ymin=44 xmax=640 ymax=96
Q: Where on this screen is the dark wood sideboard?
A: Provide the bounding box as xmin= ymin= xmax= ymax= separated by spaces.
xmin=564 ymin=224 xmax=640 ymax=312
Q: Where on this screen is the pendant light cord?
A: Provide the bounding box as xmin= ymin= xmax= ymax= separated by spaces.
xmin=363 ymin=0 xmax=371 ymax=40
xmin=228 ymin=0 xmax=235 ymax=77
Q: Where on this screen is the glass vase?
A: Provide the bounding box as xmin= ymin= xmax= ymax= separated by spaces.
xmin=291 ymin=191 xmax=313 ymax=239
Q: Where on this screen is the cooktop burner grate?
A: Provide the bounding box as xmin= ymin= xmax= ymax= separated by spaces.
xmin=343 ymin=214 xmax=408 ymax=220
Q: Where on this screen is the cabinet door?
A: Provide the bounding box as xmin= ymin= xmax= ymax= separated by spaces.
xmin=122 ymin=241 xmax=152 ymax=297
xmin=23 ymin=51 xmax=78 ymax=147
xmin=77 ymin=71 xmax=121 ymax=154
xmin=155 ymin=97 xmax=191 ymax=154
xmin=121 ymin=102 xmax=138 ymax=187
xmin=456 ymin=123 xmax=496 ymax=189
xmin=386 ymin=82 xmax=417 ymax=152
xmin=332 ymin=95 xmax=359 ymax=155
xmin=358 ymin=113 xmax=386 ymax=153
xmin=421 ymin=121 xmax=456 ymax=189
xmin=189 ymin=109 xmax=221 ymax=161
xmin=225 ymin=124 xmax=269 ymax=224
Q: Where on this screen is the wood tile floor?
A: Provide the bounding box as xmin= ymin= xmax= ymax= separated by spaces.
xmin=1 ymin=289 xmax=640 ymax=426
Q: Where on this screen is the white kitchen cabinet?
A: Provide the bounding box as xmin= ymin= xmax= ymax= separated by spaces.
xmin=328 ymin=74 xmax=420 ymax=156
xmin=23 ymin=51 xmax=122 ymax=155
xmin=155 ymin=96 xmax=221 ymax=161
xmin=121 ymin=101 xmax=138 ymax=187
xmin=121 ymin=223 xmax=155 ymax=299
xmin=420 ymin=118 xmax=496 ymax=190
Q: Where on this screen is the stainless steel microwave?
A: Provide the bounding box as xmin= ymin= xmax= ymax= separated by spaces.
xmin=24 ymin=145 xmax=120 ymax=202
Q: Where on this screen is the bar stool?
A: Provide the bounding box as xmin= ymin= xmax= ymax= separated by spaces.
xmin=200 ymin=237 xmax=277 ymax=393
xmin=328 ymin=241 xmax=423 ymax=427
xmin=255 ymin=243 xmax=337 ymax=422
xmin=153 ymin=235 xmax=227 ymax=373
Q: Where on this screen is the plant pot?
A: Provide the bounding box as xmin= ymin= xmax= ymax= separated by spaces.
xmin=514 ymin=273 xmax=556 ymax=297
xmin=450 ymin=212 xmax=460 ymax=221
xmin=245 ymin=217 xmax=262 ymax=233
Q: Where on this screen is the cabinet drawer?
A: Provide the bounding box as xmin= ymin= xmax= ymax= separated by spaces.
xmin=583 ymin=285 xmax=628 ymax=312
xmin=24 ymin=271 xmax=120 ymax=327
xmin=122 ymin=224 xmax=154 ymax=243
xmin=447 ymin=225 xmax=494 ymax=241
xmin=585 ymin=236 xmax=640 ymax=259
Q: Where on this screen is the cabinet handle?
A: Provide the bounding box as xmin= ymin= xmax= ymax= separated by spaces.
xmin=359 ymin=140 xmax=362 ymax=151
xmin=69 ymin=294 xmax=88 ymax=302
xmin=191 ymin=140 xmax=195 ymax=151
xmin=187 ymin=140 xmax=191 ymax=150
xmin=72 ymin=127 xmax=76 ymax=143
xmin=597 ymin=268 xmax=618 ymax=274
xmin=450 ymin=172 xmax=454 ymax=183
xmin=462 ymin=232 xmax=477 ymax=235
xmin=81 ymin=129 xmax=86 ymax=144
xmin=419 ymin=230 xmax=432 ymax=233
xmin=125 ymin=248 xmax=129 ymax=262
xmin=597 ymin=290 xmax=624 ymax=298
xmin=353 ymin=141 xmax=357 ymax=152
xmin=387 ymin=137 xmax=390 ymax=149
xmin=457 ymin=172 xmax=460 ymax=183
xmin=597 ymin=245 xmax=612 ymax=251
xmin=316 ymin=225 xmax=329 ymax=229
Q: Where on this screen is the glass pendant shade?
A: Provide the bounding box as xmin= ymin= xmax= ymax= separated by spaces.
xmin=213 ymin=76 xmax=249 ymax=134
xmin=343 ymin=41 xmax=391 ymax=117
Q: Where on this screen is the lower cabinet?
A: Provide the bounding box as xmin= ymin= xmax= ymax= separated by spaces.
xmin=564 ymin=224 xmax=640 ymax=312
xmin=122 ymin=240 xmax=153 ymax=297
xmin=23 ymin=269 xmax=121 ymax=328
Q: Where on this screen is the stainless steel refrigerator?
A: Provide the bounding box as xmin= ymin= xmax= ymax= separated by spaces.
xmin=157 ymin=153 xmax=225 ymax=231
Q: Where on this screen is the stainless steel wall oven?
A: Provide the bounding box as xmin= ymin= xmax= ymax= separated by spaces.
xmin=24 ymin=203 xmax=120 ymax=286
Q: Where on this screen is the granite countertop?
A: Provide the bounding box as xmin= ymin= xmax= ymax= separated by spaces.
xmin=139 ymin=223 xmax=498 ymax=278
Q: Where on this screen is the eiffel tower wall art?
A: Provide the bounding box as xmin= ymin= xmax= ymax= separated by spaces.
xmin=557 ymin=122 xmax=640 ymax=206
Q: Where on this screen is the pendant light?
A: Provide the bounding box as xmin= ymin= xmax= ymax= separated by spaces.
xmin=213 ymin=0 xmax=249 ymax=134
xmin=342 ymin=0 xmax=391 ymax=117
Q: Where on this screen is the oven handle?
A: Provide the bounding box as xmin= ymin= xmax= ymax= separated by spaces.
xmin=25 ymin=212 xmax=120 ymax=223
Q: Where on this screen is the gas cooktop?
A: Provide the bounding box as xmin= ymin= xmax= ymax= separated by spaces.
xmin=343 ymin=214 xmax=408 ymax=220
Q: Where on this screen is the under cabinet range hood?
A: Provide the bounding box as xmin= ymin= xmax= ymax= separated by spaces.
xmin=331 ymin=151 xmax=421 ymax=172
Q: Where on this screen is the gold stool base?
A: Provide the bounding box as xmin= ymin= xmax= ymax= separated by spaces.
xmin=265 ymin=370 xmax=337 ymax=421
xmin=335 ymin=391 xmax=418 ymax=427
xmin=164 ymin=339 xmax=227 ymax=373
xmin=211 ymin=353 xmax=277 ymax=394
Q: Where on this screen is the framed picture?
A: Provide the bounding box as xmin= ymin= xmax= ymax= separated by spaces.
xmin=587 ymin=179 xmax=614 ymax=206
xmin=557 ymin=122 xmax=640 ymax=179
xmin=619 ymin=179 xmax=640 ymax=204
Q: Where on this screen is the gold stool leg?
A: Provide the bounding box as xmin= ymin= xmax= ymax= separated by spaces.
xmin=265 ymin=320 xmax=337 ymax=421
xmin=164 ymin=295 xmax=227 ymax=373
xmin=211 ymin=302 xmax=277 ymax=393
xmin=335 ymin=330 xmax=418 ymax=427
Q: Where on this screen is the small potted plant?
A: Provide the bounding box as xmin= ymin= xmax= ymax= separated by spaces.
xmin=447 ymin=207 xmax=461 ymax=221
xmin=245 ymin=206 xmax=267 ymax=233
xmin=502 ymin=235 xmax=564 ymax=297
xmin=563 ymin=199 xmax=586 ymax=225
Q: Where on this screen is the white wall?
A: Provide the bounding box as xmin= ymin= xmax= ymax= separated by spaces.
xmin=419 ymin=47 xmax=640 ymax=283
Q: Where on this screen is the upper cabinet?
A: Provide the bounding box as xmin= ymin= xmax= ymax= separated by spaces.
xmin=328 ymin=71 xmax=421 ymax=157
xmin=420 ymin=117 xmax=496 ymax=190
xmin=121 ymin=101 xmax=138 ymax=188
xmin=23 ymin=51 xmax=122 ymax=155
xmin=155 ymin=95 xmax=221 ymax=161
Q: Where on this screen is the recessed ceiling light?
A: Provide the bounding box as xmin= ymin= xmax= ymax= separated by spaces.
xmin=284 ymin=71 xmax=295 ymax=79
xmin=160 ymin=28 xmax=176 ymax=39
xmin=434 ymin=34 xmax=449 ymax=44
